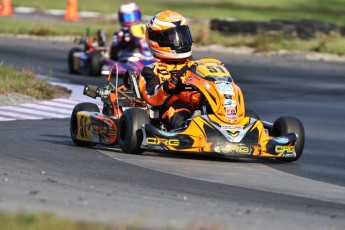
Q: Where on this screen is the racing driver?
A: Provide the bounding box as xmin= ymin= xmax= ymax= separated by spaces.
xmin=138 ymin=10 xmax=199 ymax=130
xmin=110 ymin=2 xmax=143 ymax=60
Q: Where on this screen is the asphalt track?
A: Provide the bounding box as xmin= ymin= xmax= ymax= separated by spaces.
xmin=1 ymin=37 xmax=345 ymax=229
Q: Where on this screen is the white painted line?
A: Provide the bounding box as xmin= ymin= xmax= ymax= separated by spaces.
xmin=13 ymin=7 xmax=36 ymax=14
xmin=78 ymin=12 xmax=102 ymax=18
xmin=44 ymin=9 xmax=65 ymax=16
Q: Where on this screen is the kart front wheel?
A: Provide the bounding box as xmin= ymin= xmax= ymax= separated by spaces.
xmin=119 ymin=108 xmax=150 ymax=154
xmin=272 ymin=116 xmax=305 ymax=162
xmin=68 ymin=47 xmax=82 ymax=74
xmin=70 ymin=102 xmax=100 ymax=146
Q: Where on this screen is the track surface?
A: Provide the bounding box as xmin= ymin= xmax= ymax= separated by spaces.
xmin=1 ymin=37 xmax=345 ymax=229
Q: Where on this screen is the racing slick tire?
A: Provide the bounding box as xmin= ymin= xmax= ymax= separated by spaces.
xmin=70 ymin=102 xmax=100 ymax=146
xmin=68 ymin=47 xmax=82 ymax=74
xmin=245 ymin=109 xmax=260 ymax=120
xmin=119 ymin=108 xmax=150 ymax=154
xmin=89 ymin=51 xmax=102 ymax=76
xmin=272 ymin=116 xmax=305 ymax=162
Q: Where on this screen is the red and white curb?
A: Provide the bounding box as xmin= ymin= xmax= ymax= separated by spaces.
xmin=0 ymin=82 xmax=102 ymax=122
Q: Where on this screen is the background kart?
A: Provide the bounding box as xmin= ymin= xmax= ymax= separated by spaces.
xmin=68 ymin=24 xmax=157 ymax=77
xmin=70 ymin=58 xmax=305 ymax=162
xmin=68 ymin=28 xmax=108 ymax=76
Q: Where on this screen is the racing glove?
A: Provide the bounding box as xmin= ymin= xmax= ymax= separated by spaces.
xmin=163 ymin=65 xmax=189 ymax=94
xmin=166 ymin=70 xmax=179 ymax=89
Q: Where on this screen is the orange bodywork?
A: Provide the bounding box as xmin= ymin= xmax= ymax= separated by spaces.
xmin=141 ymin=58 xmax=294 ymax=158
xmin=76 ymin=111 xmax=118 ymax=145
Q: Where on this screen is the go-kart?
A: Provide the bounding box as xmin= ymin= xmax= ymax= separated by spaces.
xmin=68 ymin=24 xmax=157 ymax=77
xmin=68 ymin=28 xmax=108 ymax=76
xmin=70 ymin=58 xmax=305 ymax=162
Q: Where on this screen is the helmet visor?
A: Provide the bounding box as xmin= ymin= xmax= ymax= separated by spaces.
xmin=119 ymin=11 xmax=141 ymax=24
xmin=153 ymin=26 xmax=192 ymax=48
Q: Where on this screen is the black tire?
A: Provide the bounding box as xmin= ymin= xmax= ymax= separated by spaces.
xmin=89 ymin=51 xmax=102 ymax=76
xmin=245 ymin=109 xmax=260 ymax=120
xmin=68 ymin=47 xmax=82 ymax=74
xmin=119 ymin=108 xmax=150 ymax=154
xmin=272 ymin=116 xmax=305 ymax=162
xmin=70 ymin=102 xmax=100 ymax=146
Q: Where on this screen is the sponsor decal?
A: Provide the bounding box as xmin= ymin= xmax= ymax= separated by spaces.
xmin=226 ymin=115 xmax=238 ymax=120
xmin=216 ymin=81 xmax=234 ymax=95
xmin=224 ymin=99 xmax=236 ymax=107
xmin=225 ymin=107 xmax=236 ymax=115
xmin=91 ymin=125 xmax=117 ymax=137
xmin=220 ymin=124 xmax=243 ymax=131
xmin=148 ymin=63 xmax=156 ymax=69
xmin=146 ymin=137 xmax=180 ymax=147
xmin=225 ymin=106 xmax=238 ymax=120
xmin=274 ymin=137 xmax=289 ymax=144
xmin=156 ymin=130 xmax=177 ymax=137
xmin=204 ymin=82 xmax=211 ymax=89
xmin=275 ymin=145 xmax=295 ymax=154
xmin=78 ymin=115 xmax=90 ymax=140
xmin=214 ymin=144 xmax=251 ymax=154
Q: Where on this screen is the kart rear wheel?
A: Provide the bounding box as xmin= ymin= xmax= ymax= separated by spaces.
xmin=119 ymin=108 xmax=150 ymax=154
xmin=70 ymin=102 xmax=100 ymax=146
xmin=272 ymin=116 xmax=305 ymax=162
xmin=68 ymin=47 xmax=82 ymax=74
xmin=89 ymin=51 xmax=102 ymax=76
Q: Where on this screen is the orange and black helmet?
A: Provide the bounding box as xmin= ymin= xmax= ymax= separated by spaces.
xmin=146 ymin=10 xmax=193 ymax=61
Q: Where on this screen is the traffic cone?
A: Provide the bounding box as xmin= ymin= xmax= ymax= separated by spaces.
xmin=64 ymin=0 xmax=79 ymax=21
xmin=0 ymin=0 xmax=13 ymax=16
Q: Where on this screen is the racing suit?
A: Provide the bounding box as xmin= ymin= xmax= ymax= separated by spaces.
xmin=139 ymin=60 xmax=199 ymax=130
xmin=110 ymin=28 xmax=141 ymax=60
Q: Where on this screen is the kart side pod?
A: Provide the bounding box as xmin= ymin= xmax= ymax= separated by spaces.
xmin=70 ymin=103 xmax=120 ymax=146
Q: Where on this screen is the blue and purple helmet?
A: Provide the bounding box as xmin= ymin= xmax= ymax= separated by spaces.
xmin=118 ymin=2 xmax=141 ymax=27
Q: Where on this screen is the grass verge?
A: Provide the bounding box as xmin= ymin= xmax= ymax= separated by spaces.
xmin=0 ymin=17 xmax=116 ymax=37
xmin=10 ymin=0 xmax=345 ymax=25
xmin=0 ymin=64 xmax=70 ymax=99
xmin=0 ymin=211 xmax=110 ymax=230
xmin=1 ymin=17 xmax=345 ymax=56
xmin=192 ymin=24 xmax=345 ymax=56
xmin=0 ymin=211 xmax=182 ymax=230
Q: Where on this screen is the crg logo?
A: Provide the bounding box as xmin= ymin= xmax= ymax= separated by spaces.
xmin=146 ymin=137 xmax=180 ymax=147
xmin=214 ymin=144 xmax=251 ymax=154
xmin=275 ymin=145 xmax=295 ymax=154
